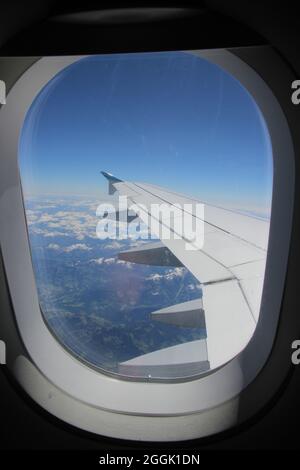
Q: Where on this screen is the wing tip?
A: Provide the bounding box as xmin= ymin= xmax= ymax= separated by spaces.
xmin=101 ymin=171 xmax=123 ymax=183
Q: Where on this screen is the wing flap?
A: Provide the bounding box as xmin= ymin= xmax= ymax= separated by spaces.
xmin=118 ymin=241 xmax=183 ymax=267
xmin=151 ymin=298 xmax=205 ymax=328
xmin=203 ymin=279 xmax=256 ymax=369
xmin=118 ymin=339 xmax=209 ymax=379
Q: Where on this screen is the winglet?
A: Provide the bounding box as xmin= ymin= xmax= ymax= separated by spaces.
xmin=101 ymin=171 xmax=123 ymax=195
xmin=101 ymin=171 xmax=123 ymax=183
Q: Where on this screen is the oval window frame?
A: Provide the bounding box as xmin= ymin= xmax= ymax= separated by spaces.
xmin=0 ymin=48 xmax=294 ymax=440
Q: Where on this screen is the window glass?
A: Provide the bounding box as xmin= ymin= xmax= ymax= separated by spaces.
xmin=19 ymin=52 xmax=273 ymax=380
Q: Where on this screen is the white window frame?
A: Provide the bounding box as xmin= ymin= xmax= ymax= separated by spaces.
xmin=0 ymin=48 xmax=294 ymax=441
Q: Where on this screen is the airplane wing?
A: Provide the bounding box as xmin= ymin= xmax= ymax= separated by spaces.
xmin=101 ymin=171 xmax=270 ymax=378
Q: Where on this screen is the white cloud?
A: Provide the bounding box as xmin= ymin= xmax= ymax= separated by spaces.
xmin=35 ymin=204 xmax=57 ymax=210
xmin=187 ymin=283 xmax=201 ymax=291
xmin=25 ymin=199 xmax=156 ymax=243
xmin=104 ymin=257 xmax=117 ymax=264
xmin=90 ymin=257 xmax=115 ymax=265
xmin=103 ymin=241 xmax=123 ymax=250
xmin=64 ymin=243 xmax=91 ymax=252
xmin=43 ymin=231 xmax=69 ymax=238
xmin=165 ymin=268 xmax=185 ymax=280
xmin=146 ymin=267 xmax=186 ymax=282
xmin=48 ymin=243 xmax=61 ymax=251
xmin=47 ymin=243 xmax=91 ymax=252
xmin=26 ymin=206 xmax=100 ymax=240
xmin=146 ymin=273 xmax=162 ymax=282
xmin=89 ymin=257 xmax=128 ymax=266
xmin=89 ymin=257 xmax=104 ymax=265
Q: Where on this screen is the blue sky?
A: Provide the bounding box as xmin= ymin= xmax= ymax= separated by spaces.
xmin=19 ymin=51 xmax=273 ymax=214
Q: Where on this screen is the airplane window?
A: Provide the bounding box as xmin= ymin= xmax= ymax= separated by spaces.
xmin=18 ymin=52 xmax=273 ymax=380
